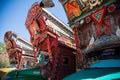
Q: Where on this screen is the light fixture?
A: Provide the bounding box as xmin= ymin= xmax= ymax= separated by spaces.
xmin=80 ymin=19 xmax=84 ymax=24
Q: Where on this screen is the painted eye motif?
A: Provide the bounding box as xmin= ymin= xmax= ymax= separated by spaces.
xmin=89 ymin=0 xmax=98 ymax=7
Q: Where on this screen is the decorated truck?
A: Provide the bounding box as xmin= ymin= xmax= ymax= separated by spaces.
xmin=3 ymin=1 xmax=76 ymax=80
xmin=3 ymin=0 xmax=120 ymax=80
xmin=59 ymin=0 xmax=120 ymax=80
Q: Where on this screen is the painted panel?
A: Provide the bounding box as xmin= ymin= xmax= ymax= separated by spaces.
xmin=77 ymin=13 xmax=120 ymax=53
xmin=25 ymin=2 xmax=42 ymax=28
xmin=78 ymin=0 xmax=103 ymax=11
xmin=64 ymin=0 xmax=81 ymax=20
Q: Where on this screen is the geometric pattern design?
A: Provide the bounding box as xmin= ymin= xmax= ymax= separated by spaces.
xmin=90 ymin=6 xmax=106 ymax=24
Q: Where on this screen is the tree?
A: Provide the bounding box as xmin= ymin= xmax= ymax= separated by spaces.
xmin=0 ymin=42 xmax=6 ymax=53
xmin=0 ymin=57 xmax=10 ymax=68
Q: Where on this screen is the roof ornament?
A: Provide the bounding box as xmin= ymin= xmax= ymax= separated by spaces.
xmin=40 ymin=0 xmax=55 ymax=8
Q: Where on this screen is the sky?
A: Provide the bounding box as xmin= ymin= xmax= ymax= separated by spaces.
xmin=0 ymin=0 xmax=68 ymax=43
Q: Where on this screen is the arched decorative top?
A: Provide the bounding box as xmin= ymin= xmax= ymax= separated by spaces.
xmin=25 ymin=2 xmax=42 ymax=29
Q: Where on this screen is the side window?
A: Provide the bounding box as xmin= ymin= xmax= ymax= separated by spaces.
xmin=62 ymin=56 xmax=70 ymax=65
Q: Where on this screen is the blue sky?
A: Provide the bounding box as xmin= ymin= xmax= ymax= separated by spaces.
xmin=0 ymin=0 xmax=68 ymax=43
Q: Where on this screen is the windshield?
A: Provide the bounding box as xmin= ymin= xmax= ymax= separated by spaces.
xmin=85 ymin=48 xmax=120 ymax=68
xmin=89 ymin=59 xmax=120 ymax=68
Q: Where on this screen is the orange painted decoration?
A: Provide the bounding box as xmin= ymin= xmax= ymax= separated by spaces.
xmin=66 ymin=2 xmax=81 ymax=18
